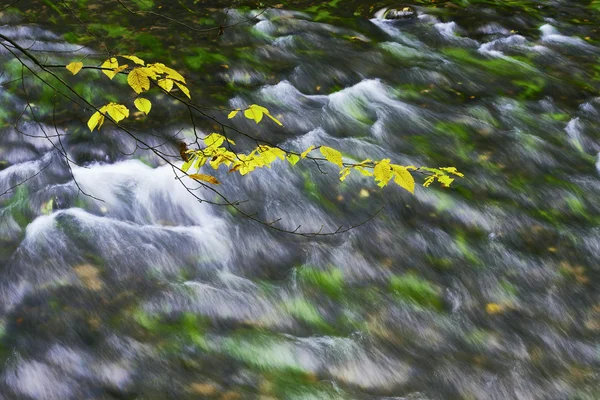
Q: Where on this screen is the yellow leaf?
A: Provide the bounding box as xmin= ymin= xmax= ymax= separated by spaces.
xmin=66 ymin=62 xmax=83 ymax=75
xmin=391 ymin=164 xmax=415 ymax=194
xmin=354 ymin=166 xmax=373 ymax=176
xmin=204 ymin=133 xmax=225 ymax=148
xmin=265 ymin=112 xmax=283 ymax=126
xmin=120 ymin=55 xmax=145 ymax=65
xmin=100 ymin=57 xmax=119 ymax=79
xmin=175 ymin=81 xmax=191 ymax=99
xmin=182 ymin=156 xmax=195 ymax=172
xmin=134 ymin=98 xmax=152 ymax=115
xmin=104 ymin=103 xmax=129 ymax=123
xmin=228 ymin=109 xmax=240 ymax=119
xmin=244 ymin=105 xmax=264 ymax=124
xmin=189 ymin=173 xmax=221 ymax=185
xmin=373 ymin=159 xmax=392 ymax=187
xmin=127 ymin=68 xmax=150 ymax=93
xmin=286 ymin=154 xmax=300 ymax=166
xmin=87 ymin=111 xmax=104 ymax=131
xmin=157 ymin=78 xmax=173 ymax=92
xmin=301 ymin=146 xmax=315 ymax=159
xmin=112 ymin=64 xmax=129 ymax=74
xmin=486 ymin=303 xmax=504 ymax=314
xmin=438 ymin=175 xmax=455 ymax=187
xmin=440 ymin=167 xmax=464 ymax=177
xmin=339 ymin=167 xmax=351 ymax=181
xmin=162 ymin=65 xmax=186 ymax=83
xmin=423 ymin=176 xmax=435 ymax=187
xmin=320 ymin=146 xmax=343 ymax=168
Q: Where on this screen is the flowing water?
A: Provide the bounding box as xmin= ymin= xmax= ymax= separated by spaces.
xmin=1 ymin=1 xmax=600 ymax=399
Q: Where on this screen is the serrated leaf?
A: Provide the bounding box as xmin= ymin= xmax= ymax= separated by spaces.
xmin=286 ymin=154 xmax=300 ymax=166
xmin=104 ymin=103 xmax=129 ymax=123
xmin=120 ymin=55 xmax=145 ymax=65
xmin=134 ymin=98 xmax=152 ymax=115
xmin=391 ymin=164 xmax=415 ymax=194
xmin=189 ymin=173 xmax=221 ymax=185
xmin=175 ymin=81 xmax=191 ymax=99
xmin=320 ymin=146 xmax=343 ymax=168
xmin=228 ymin=109 xmax=240 ymax=119
xmin=100 ymin=57 xmax=119 ymax=79
xmin=339 ymin=167 xmax=351 ymax=181
xmin=374 ymin=159 xmax=392 ymax=187
xmin=66 ymin=62 xmax=83 ymax=75
xmin=87 ymin=111 xmax=104 ymax=131
xmin=301 ymin=146 xmax=315 ymax=159
xmin=127 ymin=68 xmax=150 ymax=93
xmin=157 ymin=78 xmax=173 ymax=92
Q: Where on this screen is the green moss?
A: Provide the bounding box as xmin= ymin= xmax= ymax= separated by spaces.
xmin=284 ymin=298 xmax=330 ymax=331
xmin=297 ymin=266 xmax=344 ymax=299
xmin=389 ymin=274 xmax=443 ymax=311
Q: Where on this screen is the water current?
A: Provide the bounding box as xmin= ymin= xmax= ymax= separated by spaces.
xmin=1 ymin=1 xmax=600 ymax=399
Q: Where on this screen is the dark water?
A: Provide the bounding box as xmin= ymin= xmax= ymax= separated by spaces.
xmin=1 ymin=1 xmax=600 ymax=399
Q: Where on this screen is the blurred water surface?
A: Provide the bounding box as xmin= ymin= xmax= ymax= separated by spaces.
xmin=1 ymin=1 xmax=600 ymax=399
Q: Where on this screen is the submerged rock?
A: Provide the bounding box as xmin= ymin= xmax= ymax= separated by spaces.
xmin=375 ymin=6 xmax=417 ymax=21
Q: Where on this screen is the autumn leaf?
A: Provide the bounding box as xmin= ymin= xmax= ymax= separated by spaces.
xmin=134 ymin=98 xmax=152 ymax=115
xmin=244 ymin=104 xmax=266 ymax=124
xmin=301 ymin=146 xmax=315 ymax=159
xmin=120 ymin=55 xmax=145 ymax=65
xmin=66 ymin=62 xmax=83 ymax=75
xmin=189 ymin=173 xmax=221 ymax=185
xmin=339 ymin=167 xmax=351 ymax=181
xmin=175 ymin=81 xmax=191 ymax=99
xmin=127 ymin=68 xmax=151 ymax=93
xmin=104 ymin=103 xmax=129 ymax=123
xmin=320 ymin=146 xmax=343 ymax=168
xmin=87 ymin=111 xmax=104 ymax=131
xmin=374 ymin=159 xmax=392 ymax=187
xmin=100 ymin=57 xmax=119 ymax=79
xmin=228 ymin=109 xmax=240 ymax=119
xmin=286 ymin=154 xmax=300 ymax=166
xmin=391 ymin=164 xmax=415 ymax=193
xmin=157 ymin=78 xmax=173 ymax=92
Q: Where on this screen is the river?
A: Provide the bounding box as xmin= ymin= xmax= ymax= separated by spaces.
xmin=0 ymin=1 xmax=599 ymax=399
